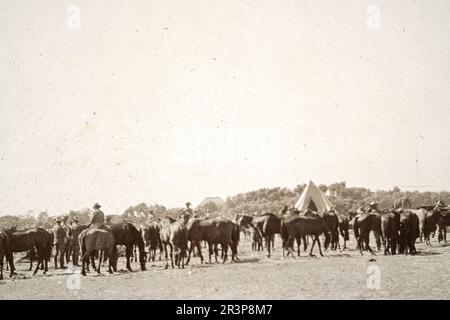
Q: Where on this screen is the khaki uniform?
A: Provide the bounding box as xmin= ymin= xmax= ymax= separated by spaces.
xmin=52 ymin=224 xmax=68 ymax=268
xmin=90 ymin=209 xmax=105 ymax=228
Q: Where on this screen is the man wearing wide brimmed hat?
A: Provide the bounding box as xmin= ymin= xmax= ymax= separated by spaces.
xmin=52 ymin=217 xmax=68 ymax=269
xmin=89 ymin=202 xmax=105 ymax=227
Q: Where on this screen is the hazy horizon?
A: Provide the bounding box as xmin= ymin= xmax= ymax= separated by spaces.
xmin=2 ymin=1 xmax=450 ymax=216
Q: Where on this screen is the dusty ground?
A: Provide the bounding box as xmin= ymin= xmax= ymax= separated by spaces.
xmin=1 ymin=234 xmax=449 ymax=300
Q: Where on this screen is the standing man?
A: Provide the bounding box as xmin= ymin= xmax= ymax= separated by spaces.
xmin=70 ymin=216 xmax=83 ymax=266
xmin=61 ymin=215 xmax=72 ymax=264
xmin=89 ymin=203 xmax=105 ymax=228
xmin=52 ymin=217 xmax=68 ymax=269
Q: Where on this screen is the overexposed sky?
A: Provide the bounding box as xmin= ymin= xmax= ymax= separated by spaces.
xmin=1 ymin=0 xmax=450 ymax=215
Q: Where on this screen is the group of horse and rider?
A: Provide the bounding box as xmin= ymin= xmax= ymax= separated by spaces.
xmin=50 ymin=201 xmax=203 ymax=269
xmin=51 ymin=203 xmax=112 ymax=269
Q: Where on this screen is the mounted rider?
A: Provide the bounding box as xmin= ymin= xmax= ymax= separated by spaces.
xmin=89 ymin=203 xmax=105 ymax=228
xmin=181 ymin=202 xmax=193 ymax=218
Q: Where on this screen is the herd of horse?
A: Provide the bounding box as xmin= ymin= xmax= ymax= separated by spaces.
xmin=0 ymin=205 xmax=449 ymax=280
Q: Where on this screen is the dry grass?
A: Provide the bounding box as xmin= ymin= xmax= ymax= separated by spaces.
xmin=1 ymin=234 xmax=449 ymax=300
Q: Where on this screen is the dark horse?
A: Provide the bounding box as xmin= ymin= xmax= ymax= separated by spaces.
xmin=142 ymin=221 xmax=163 ymax=262
xmin=3 ymin=226 xmax=52 ymax=275
xmin=0 ymin=231 xmax=15 ymax=279
xmin=380 ymin=211 xmax=400 ymax=255
xmin=239 ymin=213 xmax=281 ymax=258
xmin=337 ymin=215 xmax=350 ymax=250
xmin=185 ymin=217 xmax=236 ymax=265
xmin=399 ymin=210 xmax=420 ymax=254
xmin=79 ymin=228 xmax=115 ymax=276
xmin=353 ymin=212 xmax=381 ymax=255
xmin=280 ymin=213 xmax=330 ymax=257
xmin=108 ymin=222 xmax=147 ymax=272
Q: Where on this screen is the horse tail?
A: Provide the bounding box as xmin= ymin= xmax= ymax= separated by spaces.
xmin=353 ymin=217 xmax=360 ymax=240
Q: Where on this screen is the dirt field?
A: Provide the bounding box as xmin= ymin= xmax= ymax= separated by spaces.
xmin=1 ymin=234 xmax=449 ymax=300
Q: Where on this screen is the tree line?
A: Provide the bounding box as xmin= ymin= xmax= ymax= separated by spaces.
xmin=2 ymin=182 xmax=450 ymax=230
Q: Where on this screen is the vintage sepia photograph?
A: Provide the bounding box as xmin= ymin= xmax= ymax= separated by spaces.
xmin=1 ymin=0 xmax=450 ymax=301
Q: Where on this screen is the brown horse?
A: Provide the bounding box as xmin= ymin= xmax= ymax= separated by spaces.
xmin=108 ymin=222 xmax=147 ymax=272
xmin=238 ymin=213 xmax=281 ymax=258
xmin=280 ymin=213 xmax=329 ymax=257
xmin=4 ymin=227 xmax=52 ymax=275
xmin=323 ymin=211 xmax=339 ymax=250
xmin=142 ymin=221 xmax=163 ymax=262
xmin=79 ymin=228 xmax=115 ymax=276
xmin=26 ymin=229 xmax=53 ymax=271
xmin=0 ymin=231 xmax=14 ymax=279
xmin=185 ymin=217 xmax=235 ymax=265
xmin=337 ymin=215 xmax=350 ymax=250
xmin=160 ymin=216 xmax=189 ymax=269
xmin=399 ymin=210 xmax=420 ymax=254
xmin=230 ymin=221 xmax=240 ymax=261
xmin=353 ymin=212 xmax=381 ymax=255
xmin=380 ymin=211 xmax=400 ymax=255
xmin=419 ymin=208 xmax=442 ymax=245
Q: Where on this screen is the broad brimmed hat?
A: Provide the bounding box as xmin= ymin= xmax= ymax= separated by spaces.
xmin=93 ymin=203 xmax=101 ymax=209
xmin=185 ymin=202 xmax=191 ymax=206
xmin=55 ymin=217 xmax=62 ymax=222
xmin=370 ymin=201 xmax=377 ymax=206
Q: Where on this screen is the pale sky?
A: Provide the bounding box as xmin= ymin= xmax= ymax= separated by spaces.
xmin=1 ymin=0 xmax=450 ymax=216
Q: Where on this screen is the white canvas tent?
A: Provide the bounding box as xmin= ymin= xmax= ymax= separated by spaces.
xmin=294 ymin=180 xmax=333 ymax=214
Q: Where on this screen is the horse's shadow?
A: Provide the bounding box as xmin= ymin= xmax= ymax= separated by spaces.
xmin=232 ymin=257 xmax=260 ymax=264
xmin=326 ymin=253 xmax=352 ymax=258
xmin=413 ymin=251 xmax=442 ymax=256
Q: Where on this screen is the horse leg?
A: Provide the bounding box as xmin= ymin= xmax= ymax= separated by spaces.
xmin=185 ymin=241 xmax=193 ymax=265
xmin=54 ymin=246 xmax=59 ymax=269
xmin=365 ymin=234 xmax=375 ymax=255
xmin=316 ymin=235 xmax=324 ymax=257
xmin=222 ymin=244 xmax=229 ymax=264
xmin=28 ymin=249 xmax=34 ymax=271
xmin=383 ymin=236 xmax=388 ymax=255
xmin=214 ymin=244 xmax=219 ymax=263
xmin=309 ymin=237 xmax=316 ymax=257
xmin=287 ymin=236 xmax=295 ymax=258
xmin=196 ymin=241 xmax=204 ymax=264
xmin=81 ymin=250 xmax=90 ymax=276
xmin=126 ymin=246 xmax=133 ymax=271
xmin=170 ymin=244 xmax=174 ymax=269
xmin=0 ymin=253 xmax=4 ymax=280
xmin=266 ymin=236 xmax=271 ymax=258
xmin=163 ymin=243 xmax=169 ymax=269
xmin=374 ymin=232 xmax=381 ymax=251
xmin=97 ymin=251 xmax=102 ymax=274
